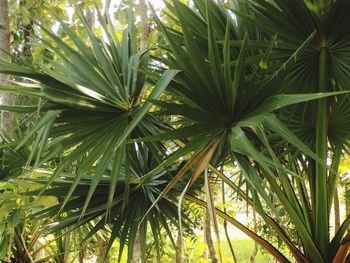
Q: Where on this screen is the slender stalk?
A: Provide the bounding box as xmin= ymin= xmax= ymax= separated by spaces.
xmin=176 ymin=234 xmax=182 ymax=263
xmin=334 ymin=187 xmax=340 ymax=233
xmin=329 ymin=148 xmax=341 ymax=213
xmin=184 ymin=194 xmax=291 ymax=263
xmin=209 ymin=165 xmax=308 ymax=262
xmin=204 ymin=209 xmax=218 ymax=263
xmin=315 ymin=47 xmax=329 ymax=255
xmin=131 ymin=229 xmax=142 ymax=263
xmin=21 ymin=233 xmax=34 ymax=263
xmin=204 ymin=168 xmax=222 ymax=262
xmin=250 ymin=209 xmax=258 ymax=263
xmin=64 ymin=230 xmax=70 ymax=262
xmin=345 ymin=182 xmax=350 ymax=232
xmin=175 ymin=141 xmax=306 ymax=261
xmin=294 ymin=161 xmax=312 ymax=230
xmin=310 ymin=159 xmax=316 ymax=230
xmin=222 ymin=180 xmax=237 ymax=263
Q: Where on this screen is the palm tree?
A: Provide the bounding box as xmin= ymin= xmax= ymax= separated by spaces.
xmin=0 ymin=5 xmax=182 ymax=262
xmin=2 ymin=0 xmax=350 ymax=262
xmin=143 ymin=0 xmax=350 ymax=262
xmin=235 ymin=0 xmax=350 ymax=262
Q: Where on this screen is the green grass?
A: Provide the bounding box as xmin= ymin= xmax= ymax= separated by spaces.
xmin=180 ymin=237 xmax=275 ymax=262
xmin=221 ymin=239 xmax=274 ymax=263
xmin=110 ymin=237 xmax=278 ymax=262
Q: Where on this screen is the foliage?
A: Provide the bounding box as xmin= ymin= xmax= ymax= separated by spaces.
xmin=2 ymin=0 xmax=350 ymax=262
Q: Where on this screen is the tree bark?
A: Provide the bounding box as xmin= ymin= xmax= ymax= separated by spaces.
xmin=131 ymin=2 xmax=150 ymax=261
xmin=250 ymin=209 xmax=258 ymax=263
xmin=0 ymin=0 xmax=13 ymax=131
xmin=0 ymin=0 xmax=10 ymax=67
xmin=131 ymin=0 xmax=149 ymax=254
xmin=204 ymin=209 xmax=218 ymax=263
xmin=176 ymin=233 xmax=182 ymax=263
xmin=131 ymin=229 xmax=142 ymax=263
xmin=139 ymin=0 xmax=149 ymax=51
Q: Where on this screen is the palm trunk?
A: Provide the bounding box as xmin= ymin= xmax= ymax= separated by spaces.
xmin=0 ymin=0 xmax=13 ymax=130
xmin=176 ymin=233 xmax=182 ymax=263
xmin=131 ymin=229 xmax=142 ymax=263
xmin=250 ymin=209 xmax=258 ymax=263
xmin=204 ymin=209 xmax=218 ymax=263
xmin=315 ymin=47 xmax=329 ymax=255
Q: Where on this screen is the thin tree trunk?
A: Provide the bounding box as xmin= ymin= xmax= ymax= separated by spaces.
xmin=250 ymin=209 xmax=258 ymax=263
xmin=176 ymin=233 xmax=182 ymax=263
xmin=139 ymin=0 xmax=149 ymax=51
xmin=131 ymin=229 xmax=142 ymax=263
xmin=131 ymin=2 xmax=150 ymax=260
xmin=137 ymin=0 xmax=150 ymax=106
xmin=0 ymin=0 xmax=10 ymax=70
xmin=334 ymin=186 xmax=341 ymax=233
xmin=222 ymin=181 xmax=237 ymax=263
xmin=0 ymin=0 xmax=13 ymax=130
xmin=204 ymin=209 xmax=218 ymax=263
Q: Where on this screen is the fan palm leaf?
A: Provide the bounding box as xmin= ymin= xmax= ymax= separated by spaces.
xmin=26 ymin=142 xmax=198 ymax=262
xmin=232 ymin=0 xmax=350 ymax=261
xmin=0 ymin=9 xmax=178 ymax=219
xmin=144 ymin=0 xmax=350 ymax=262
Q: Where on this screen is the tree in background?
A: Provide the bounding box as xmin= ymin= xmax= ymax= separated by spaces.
xmin=0 ymin=0 xmax=12 ymax=130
